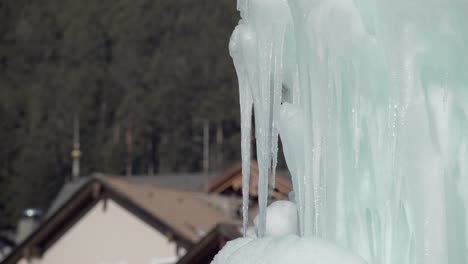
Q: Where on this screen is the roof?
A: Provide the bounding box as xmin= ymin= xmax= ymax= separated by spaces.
xmin=45 ymin=173 xmax=216 ymax=220
xmin=2 ymin=175 xmax=240 ymax=264
xmin=44 ymin=177 xmax=90 ymax=219
xmin=102 ymin=175 xmax=240 ymax=241
xmin=176 ymin=223 xmax=242 ymax=264
xmin=205 ymin=161 xmax=292 ymax=200
xmin=129 ymin=172 xmax=217 ymax=191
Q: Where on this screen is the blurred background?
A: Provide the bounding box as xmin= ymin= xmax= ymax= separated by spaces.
xmin=0 ymin=0 xmax=241 ymax=229
xmin=0 ymin=1 xmax=290 ymax=263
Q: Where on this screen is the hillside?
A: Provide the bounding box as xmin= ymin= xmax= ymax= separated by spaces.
xmin=0 ymin=0 xmax=240 ymax=228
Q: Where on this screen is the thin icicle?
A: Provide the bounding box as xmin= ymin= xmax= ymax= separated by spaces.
xmin=230 ymin=22 xmax=254 ymax=236
xmin=239 ymin=94 xmax=253 ymax=236
xmin=270 ymin=24 xmax=286 ymax=193
xmin=253 ymin=29 xmax=274 ymax=237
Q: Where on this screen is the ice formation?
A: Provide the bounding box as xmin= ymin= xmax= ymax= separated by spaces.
xmin=253 ymin=200 xmax=299 ymax=237
xmin=212 ymin=234 xmax=367 ymax=264
xmin=213 ymin=201 xmax=367 ymax=264
xmin=223 ymin=0 xmax=468 ymax=263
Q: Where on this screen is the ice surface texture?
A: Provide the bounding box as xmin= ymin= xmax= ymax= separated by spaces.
xmin=227 ymin=0 xmax=468 ymax=263
xmin=253 ymin=200 xmax=299 ymax=237
xmin=213 ymin=201 xmax=367 ymax=264
xmin=212 ymin=235 xmax=367 ymax=264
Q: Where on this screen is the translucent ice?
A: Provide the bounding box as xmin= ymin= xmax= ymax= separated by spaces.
xmin=227 ymin=0 xmax=468 ymax=263
xmin=253 ymin=200 xmax=299 ymax=237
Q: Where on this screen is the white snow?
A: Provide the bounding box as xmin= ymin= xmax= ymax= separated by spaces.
xmin=253 ymin=201 xmax=299 ymax=237
xmin=212 ymin=235 xmax=367 ymax=264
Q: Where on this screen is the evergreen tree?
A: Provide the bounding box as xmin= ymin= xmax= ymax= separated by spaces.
xmin=0 ymin=0 xmax=242 ymax=229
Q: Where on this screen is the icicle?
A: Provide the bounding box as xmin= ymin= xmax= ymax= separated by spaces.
xmin=239 ymin=90 xmax=253 ymax=237
xmin=253 ymin=31 xmax=274 ymax=237
xmin=230 ymin=22 xmax=254 ymax=237
xmin=270 ymin=24 xmax=286 ymax=195
xmin=231 ymin=0 xmax=292 ymax=238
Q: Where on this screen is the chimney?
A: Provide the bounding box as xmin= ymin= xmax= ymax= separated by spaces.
xmin=16 ymin=208 xmax=42 ymax=243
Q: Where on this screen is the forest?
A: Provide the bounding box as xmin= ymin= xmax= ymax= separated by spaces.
xmin=0 ymin=0 xmax=241 ymax=229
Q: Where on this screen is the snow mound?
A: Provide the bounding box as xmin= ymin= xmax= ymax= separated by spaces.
xmin=212 ymin=235 xmax=368 ymax=264
xmin=253 ymin=200 xmax=299 ymax=237
xmin=213 ymin=201 xmax=367 ymax=264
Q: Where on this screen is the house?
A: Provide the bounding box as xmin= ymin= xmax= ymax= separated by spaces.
xmin=2 ymin=174 xmax=240 ymax=264
xmin=205 ymin=161 xmax=292 ymax=200
xmin=205 ymin=161 xmax=292 ymax=222
xmin=3 ymin=161 xmax=291 ymax=264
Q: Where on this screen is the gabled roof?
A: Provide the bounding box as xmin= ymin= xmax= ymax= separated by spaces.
xmin=44 ymin=177 xmax=90 ymax=219
xmin=44 ymin=173 xmax=217 ymax=221
xmin=102 ymin=175 xmax=240 ymax=241
xmin=2 ymin=175 xmax=240 ymax=264
xmin=205 ymin=161 xmax=292 ymax=200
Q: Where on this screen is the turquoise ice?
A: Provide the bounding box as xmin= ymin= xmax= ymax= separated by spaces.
xmin=225 ymin=0 xmax=468 ymax=263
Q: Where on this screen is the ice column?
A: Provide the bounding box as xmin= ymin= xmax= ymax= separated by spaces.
xmin=230 ymin=0 xmax=291 ymax=237
xmin=229 ymin=0 xmax=468 ymax=263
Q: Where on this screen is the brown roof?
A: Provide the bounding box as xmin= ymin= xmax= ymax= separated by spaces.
xmin=44 ymin=173 xmax=219 ymax=220
xmin=205 ymin=161 xmax=292 ymax=200
xmin=2 ymin=174 xmax=240 ymax=264
xmin=102 ymin=175 xmax=240 ymax=242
